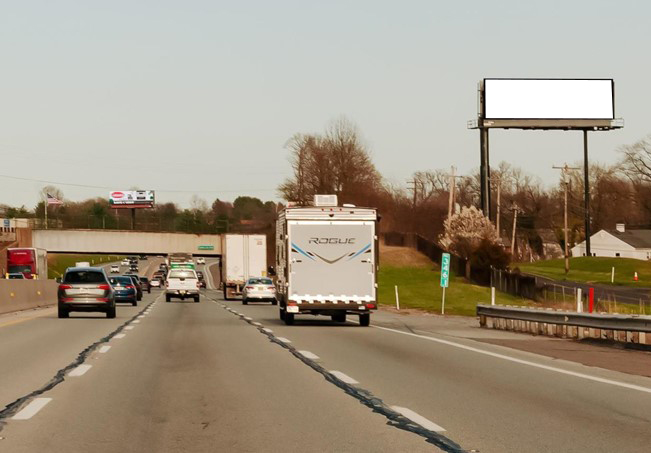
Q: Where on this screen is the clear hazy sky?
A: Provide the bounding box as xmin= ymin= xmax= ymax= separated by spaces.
xmin=1 ymin=0 xmax=649 ymax=209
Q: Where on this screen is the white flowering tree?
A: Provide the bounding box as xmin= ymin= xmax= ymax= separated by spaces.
xmin=439 ymin=206 xmax=502 ymax=278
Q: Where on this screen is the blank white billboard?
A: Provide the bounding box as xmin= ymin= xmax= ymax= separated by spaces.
xmin=484 ymin=79 xmax=614 ymax=120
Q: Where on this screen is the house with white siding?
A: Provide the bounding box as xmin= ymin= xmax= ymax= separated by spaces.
xmin=571 ymin=224 xmax=651 ymax=260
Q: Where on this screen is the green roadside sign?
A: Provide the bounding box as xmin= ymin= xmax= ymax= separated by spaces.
xmin=440 ymin=253 xmax=450 ymax=288
xmin=198 ymin=245 xmax=214 ymax=250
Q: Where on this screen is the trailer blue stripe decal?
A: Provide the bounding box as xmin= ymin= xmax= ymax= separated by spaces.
xmin=348 ymin=243 xmax=371 ymax=261
xmin=291 ymin=243 xmax=316 ymax=261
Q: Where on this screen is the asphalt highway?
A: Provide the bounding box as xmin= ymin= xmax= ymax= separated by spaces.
xmin=1 ymin=262 xmax=651 ymax=452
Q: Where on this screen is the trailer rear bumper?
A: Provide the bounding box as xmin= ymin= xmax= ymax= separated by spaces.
xmin=286 ymin=301 xmax=377 ymax=315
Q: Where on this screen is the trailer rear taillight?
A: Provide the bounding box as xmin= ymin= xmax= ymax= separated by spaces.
xmin=59 ymin=284 xmax=72 ymax=290
xmin=366 ymin=303 xmax=376 ymax=309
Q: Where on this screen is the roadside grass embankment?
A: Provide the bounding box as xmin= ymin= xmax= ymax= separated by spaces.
xmin=48 ymin=254 xmax=125 ymax=279
xmin=378 ymin=245 xmax=527 ymax=316
xmin=517 ymin=257 xmax=651 ymax=287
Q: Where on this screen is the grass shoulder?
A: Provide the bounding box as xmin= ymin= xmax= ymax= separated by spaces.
xmin=48 ymin=254 xmax=125 ymax=279
xmin=517 ymin=257 xmax=651 ymax=286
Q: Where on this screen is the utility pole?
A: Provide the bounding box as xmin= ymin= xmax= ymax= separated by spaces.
xmin=553 ymin=164 xmax=581 ymax=275
xmin=488 ymin=175 xmax=506 ymax=237
xmin=511 ymin=204 xmax=520 ymax=256
xmin=448 ymin=166 xmax=456 ymax=218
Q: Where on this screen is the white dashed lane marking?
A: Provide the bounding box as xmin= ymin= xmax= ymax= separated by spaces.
xmin=125 ymin=326 xmax=135 ymax=330
xmin=262 ymin=328 xmax=273 ymax=334
xmin=298 ymin=350 xmax=320 ymax=360
xmin=68 ymin=364 xmax=92 ymax=377
xmin=132 ymin=320 xmax=141 ymax=324
xmin=12 ymin=398 xmax=52 ymax=420
xmin=99 ymin=345 xmax=111 ymax=353
xmin=391 ymin=406 xmax=446 ymax=432
xmin=330 ymin=371 xmax=358 ymax=385
xmin=114 ymin=334 xmax=126 ymax=339
xmin=277 ymin=337 xmax=291 ymax=344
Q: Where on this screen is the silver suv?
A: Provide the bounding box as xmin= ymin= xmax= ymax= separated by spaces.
xmin=58 ymin=267 xmax=116 ymax=318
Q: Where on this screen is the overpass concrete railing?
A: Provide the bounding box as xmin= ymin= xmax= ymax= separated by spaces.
xmin=0 ymin=280 xmax=58 ymax=315
xmin=32 ymin=229 xmax=222 ymax=256
xmin=477 ymin=304 xmax=651 ymax=346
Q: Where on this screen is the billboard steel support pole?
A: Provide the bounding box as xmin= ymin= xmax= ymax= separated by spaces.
xmin=480 ymin=127 xmax=491 ymax=217
xmin=583 ymin=130 xmax=591 ymax=257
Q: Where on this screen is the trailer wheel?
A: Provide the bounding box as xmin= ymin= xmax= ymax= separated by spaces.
xmin=284 ymin=312 xmax=295 ymax=325
xmin=242 ymin=299 xmax=248 ymax=305
xmin=332 ymin=313 xmax=346 ymax=323
xmin=359 ymin=314 xmax=370 ymax=326
xmin=223 ymin=287 xmax=230 ymax=301
xmin=279 ymin=309 xmax=285 ymax=321
xmin=166 ymin=295 xmax=171 ymax=302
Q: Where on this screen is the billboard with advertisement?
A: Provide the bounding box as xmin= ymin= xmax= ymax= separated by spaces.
xmin=483 ymin=79 xmax=615 ymax=120
xmin=109 ymin=190 xmax=155 ymax=209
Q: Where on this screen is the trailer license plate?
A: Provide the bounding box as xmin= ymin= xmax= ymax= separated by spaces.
xmin=287 ymin=306 xmax=299 ymax=313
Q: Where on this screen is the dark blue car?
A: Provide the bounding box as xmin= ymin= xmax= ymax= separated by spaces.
xmin=109 ymin=276 xmax=138 ymax=306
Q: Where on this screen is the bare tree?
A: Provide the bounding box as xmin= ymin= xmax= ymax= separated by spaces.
xmin=620 ymin=135 xmax=651 ymax=182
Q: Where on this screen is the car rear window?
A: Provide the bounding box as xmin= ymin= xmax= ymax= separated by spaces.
xmin=139 ymin=277 xmax=149 ymax=282
xmin=110 ymin=276 xmax=133 ymax=285
xmin=64 ymin=271 xmax=106 ymax=284
xmin=248 ymin=278 xmax=273 ymax=285
xmin=169 ymin=270 xmax=196 ymax=279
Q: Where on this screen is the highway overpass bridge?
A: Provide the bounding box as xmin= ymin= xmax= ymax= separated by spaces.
xmin=32 ymin=229 xmax=222 ymax=256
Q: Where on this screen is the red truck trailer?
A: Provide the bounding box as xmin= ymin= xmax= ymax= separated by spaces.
xmin=6 ymin=248 xmax=48 ymax=279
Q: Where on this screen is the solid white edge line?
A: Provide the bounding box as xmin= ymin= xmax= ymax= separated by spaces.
xmin=114 ymin=333 xmax=126 ymax=339
xmin=277 ymin=337 xmax=291 ymax=343
xmin=98 ymin=345 xmax=111 ymax=353
xmin=391 ymin=406 xmax=446 ymax=432
xmin=68 ymin=364 xmax=92 ymax=377
xmin=298 ymin=350 xmax=320 ymax=360
xmin=12 ymin=398 xmax=52 ymax=420
xmin=370 ymin=324 xmax=651 ymax=395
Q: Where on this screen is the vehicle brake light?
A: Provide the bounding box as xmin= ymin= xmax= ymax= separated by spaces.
xmin=245 ymin=286 xmax=254 ymax=290
xmin=59 ymin=284 xmax=72 ymax=290
xmin=97 ymin=284 xmax=111 ymax=290
xmin=267 ymin=286 xmax=276 ymax=291
xmin=126 ymin=285 xmax=135 ymax=289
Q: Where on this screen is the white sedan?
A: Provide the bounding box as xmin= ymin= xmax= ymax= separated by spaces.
xmin=196 ymin=257 xmax=206 ymax=265
xmin=242 ymin=278 xmax=277 ymax=305
xmin=110 ymin=264 xmax=120 ymax=273
xmin=121 ymin=259 xmax=130 ymax=266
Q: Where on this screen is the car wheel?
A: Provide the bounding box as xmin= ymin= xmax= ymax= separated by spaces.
xmin=137 ymin=294 xmax=142 ymax=301
xmin=271 ymin=299 xmax=278 ymax=305
xmin=132 ymin=299 xmax=137 ymax=306
xmin=166 ymin=295 xmax=171 ymax=302
xmin=279 ymin=309 xmax=285 ymax=321
xmin=107 ymin=306 xmax=116 ymax=319
xmin=58 ymin=306 xmax=69 ymax=319
xmin=242 ymin=299 xmax=248 ymax=305
xmin=284 ymin=312 xmax=295 ymax=326
xmin=359 ymin=313 xmax=370 ymax=326
xmin=148 ymin=289 xmax=151 ymax=294
xmin=332 ymin=312 xmax=346 ymax=323
xmin=194 ymin=295 xmax=200 ymax=303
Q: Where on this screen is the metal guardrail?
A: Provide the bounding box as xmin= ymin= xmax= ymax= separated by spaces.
xmin=477 ymin=304 xmax=651 ymax=333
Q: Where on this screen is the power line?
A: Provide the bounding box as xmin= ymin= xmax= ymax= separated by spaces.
xmin=0 ymin=173 xmax=276 ymax=194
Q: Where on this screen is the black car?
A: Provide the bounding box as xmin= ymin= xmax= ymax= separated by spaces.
xmin=196 ymin=271 xmax=206 ymax=288
xmin=129 ymin=264 xmax=139 ymax=272
xmin=126 ymin=275 xmax=143 ymax=301
xmin=139 ymin=276 xmax=152 ymax=293
xmin=109 ymin=276 xmax=138 ymax=306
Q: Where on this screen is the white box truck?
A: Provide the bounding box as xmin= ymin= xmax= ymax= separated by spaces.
xmin=221 ymin=234 xmax=267 ymax=300
xmin=276 ymin=196 xmax=378 ymax=326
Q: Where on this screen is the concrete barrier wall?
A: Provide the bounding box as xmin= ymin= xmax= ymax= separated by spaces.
xmin=0 ymin=280 xmax=58 ymax=315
